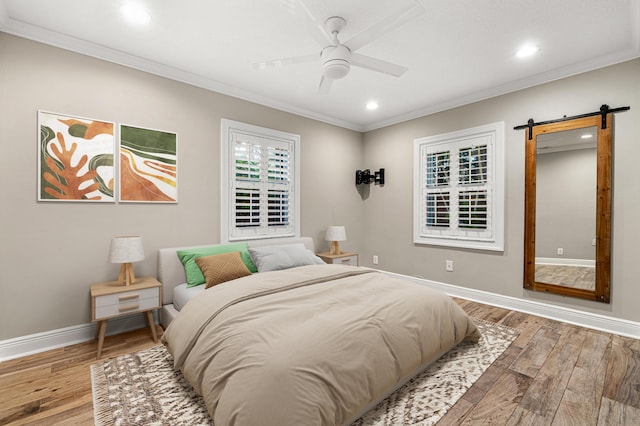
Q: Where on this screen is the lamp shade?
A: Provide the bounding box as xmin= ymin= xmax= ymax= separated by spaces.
xmin=108 ymin=236 xmax=145 ymax=263
xmin=325 ymin=226 xmax=346 ymax=242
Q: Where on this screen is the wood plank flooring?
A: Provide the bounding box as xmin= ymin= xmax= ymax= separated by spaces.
xmin=1 ymin=300 xmax=639 ymax=425
xmin=0 ymin=325 xmax=163 ymax=425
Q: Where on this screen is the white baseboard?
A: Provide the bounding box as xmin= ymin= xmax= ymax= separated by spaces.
xmin=0 ymin=313 xmax=153 ymax=362
xmin=379 ymin=270 xmax=640 ymax=340
xmin=2 ymin=273 xmax=638 ymax=362
xmin=536 ymin=257 xmax=595 ymax=267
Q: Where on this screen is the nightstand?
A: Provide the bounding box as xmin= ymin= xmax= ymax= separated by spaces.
xmin=90 ymin=276 xmax=162 ymax=358
xmin=317 ymin=252 xmax=358 ymax=266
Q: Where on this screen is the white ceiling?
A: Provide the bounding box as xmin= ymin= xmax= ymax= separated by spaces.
xmin=1 ymin=0 xmax=638 ymax=132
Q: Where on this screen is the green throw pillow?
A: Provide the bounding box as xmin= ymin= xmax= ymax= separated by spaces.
xmin=177 ymin=243 xmax=257 ymax=287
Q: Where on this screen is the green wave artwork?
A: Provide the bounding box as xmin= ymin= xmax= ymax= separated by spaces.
xmin=120 ymin=125 xmax=176 ymax=164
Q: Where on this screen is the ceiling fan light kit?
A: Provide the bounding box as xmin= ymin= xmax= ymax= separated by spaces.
xmin=322 ymin=59 xmax=350 ymax=80
xmin=321 ymin=45 xmax=351 ymax=79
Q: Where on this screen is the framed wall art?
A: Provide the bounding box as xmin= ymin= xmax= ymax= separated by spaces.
xmin=119 ymin=124 xmax=177 ymax=203
xmin=38 ymin=111 xmax=115 ymax=202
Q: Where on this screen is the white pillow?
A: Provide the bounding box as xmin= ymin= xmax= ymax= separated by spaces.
xmin=249 ymin=243 xmax=325 ymax=272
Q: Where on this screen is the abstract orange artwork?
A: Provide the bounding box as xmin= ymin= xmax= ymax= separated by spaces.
xmin=38 ymin=111 xmax=115 ymax=202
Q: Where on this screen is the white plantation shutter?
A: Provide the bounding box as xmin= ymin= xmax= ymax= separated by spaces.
xmin=266 ymin=144 xmax=291 ymax=228
xmin=425 ymin=150 xmax=451 ymax=228
xmin=457 ymin=145 xmax=490 ymax=234
xmin=414 ymin=122 xmax=504 ymax=251
xmin=234 ymin=138 xmax=261 ymax=230
xmin=221 ymin=120 xmax=299 ymax=242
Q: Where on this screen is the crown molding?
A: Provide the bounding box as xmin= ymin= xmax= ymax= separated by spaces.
xmin=362 ymin=47 xmax=640 ymax=132
xmin=0 ymin=17 xmax=364 ymax=132
xmin=1 ymin=3 xmax=639 ymax=134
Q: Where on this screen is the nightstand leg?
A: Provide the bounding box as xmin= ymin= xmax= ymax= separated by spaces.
xmin=146 ymin=311 xmax=158 ymax=343
xmin=96 ymin=320 xmax=107 ymax=359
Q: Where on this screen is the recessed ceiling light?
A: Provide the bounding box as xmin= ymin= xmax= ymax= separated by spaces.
xmin=581 ymin=134 xmax=593 ymax=139
xmin=516 ymin=44 xmax=539 ymax=58
xmin=366 ymin=101 xmax=379 ymax=111
xmin=121 ymin=3 xmax=151 ymax=25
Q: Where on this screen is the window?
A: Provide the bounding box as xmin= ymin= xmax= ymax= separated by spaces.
xmin=413 ymin=122 xmax=504 ymax=251
xmin=221 ymin=119 xmax=300 ymax=242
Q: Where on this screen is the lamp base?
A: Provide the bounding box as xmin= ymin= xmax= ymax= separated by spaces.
xmin=117 ymin=262 xmax=137 ymax=286
xmin=329 ymin=241 xmax=342 ymax=255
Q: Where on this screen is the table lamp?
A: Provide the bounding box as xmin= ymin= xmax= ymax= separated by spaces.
xmin=108 ymin=236 xmax=145 ymax=286
xmin=325 ymin=226 xmax=346 ymax=255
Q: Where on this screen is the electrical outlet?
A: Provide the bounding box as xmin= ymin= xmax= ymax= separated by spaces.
xmin=372 ymin=255 xmax=379 ymax=265
xmin=557 ymin=248 xmax=564 ymax=255
xmin=445 ymin=260 xmax=453 ymax=272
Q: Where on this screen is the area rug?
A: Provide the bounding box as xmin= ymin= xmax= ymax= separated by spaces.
xmin=91 ymin=318 xmax=518 ymax=426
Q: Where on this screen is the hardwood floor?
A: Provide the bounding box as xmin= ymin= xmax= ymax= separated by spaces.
xmin=0 ymin=325 xmax=163 ymax=425
xmin=441 ymin=299 xmax=640 ymax=425
xmin=1 ymin=300 xmax=639 ymax=425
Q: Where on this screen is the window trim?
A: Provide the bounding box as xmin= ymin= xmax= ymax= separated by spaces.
xmin=413 ymin=122 xmax=505 ymax=251
xmin=220 ymin=119 xmax=300 ymax=243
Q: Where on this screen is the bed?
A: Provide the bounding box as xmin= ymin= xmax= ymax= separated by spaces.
xmin=158 ymin=237 xmax=480 ymax=426
xmin=157 ymin=237 xmax=318 ymax=328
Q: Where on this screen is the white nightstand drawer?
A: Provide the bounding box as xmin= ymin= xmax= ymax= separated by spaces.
xmin=95 ymin=294 xmax=159 ymax=320
xmin=317 ymin=252 xmax=359 ymax=266
xmin=94 ymin=287 xmax=158 ymax=308
xmin=331 ymin=255 xmax=358 ymax=266
xmin=94 ymin=287 xmax=159 ymax=320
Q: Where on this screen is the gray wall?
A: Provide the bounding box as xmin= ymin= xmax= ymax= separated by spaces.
xmin=536 ymin=148 xmax=596 ymax=260
xmin=362 ymin=59 xmax=640 ymax=321
xmin=0 ymin=34 xmax=364 ymax=340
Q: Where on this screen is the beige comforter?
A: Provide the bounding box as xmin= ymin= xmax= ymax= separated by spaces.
xmin=162 ymin=264 xmax=480 ymax=426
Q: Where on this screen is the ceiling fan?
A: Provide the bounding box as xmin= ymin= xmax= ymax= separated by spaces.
xmin=254 ymin=0 xmax=424 ymax=94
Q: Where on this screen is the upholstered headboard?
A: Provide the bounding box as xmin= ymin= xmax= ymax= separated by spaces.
xmin=157 ymin=237 xmax=315 ymax=305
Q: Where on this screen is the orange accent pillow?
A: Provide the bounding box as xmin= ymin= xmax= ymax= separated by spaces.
xmin=195 ymin=251 xmax=251 ymax=289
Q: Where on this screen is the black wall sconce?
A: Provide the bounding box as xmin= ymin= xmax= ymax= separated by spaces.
xmin=355 ymin=168 xmax=385 ymax=185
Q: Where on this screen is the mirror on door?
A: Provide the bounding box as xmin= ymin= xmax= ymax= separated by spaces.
xmin=534 ymin=125 xmax=597 ymax=290
xmin=523 ymin=115 xmax=612 ymax=303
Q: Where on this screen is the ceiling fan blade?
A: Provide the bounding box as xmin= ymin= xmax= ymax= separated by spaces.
xmin=253 ymin=53 xmax=318 ymax=70
xmin=296 ymin=0 xmax=336 ymax=47
xmin=344 ymin=1 xmax=424 ymax=52
xmin=318 ymin=76 xmax=333 ymax=94
xmin=350 ymin=52 xmax=407 ymax=77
